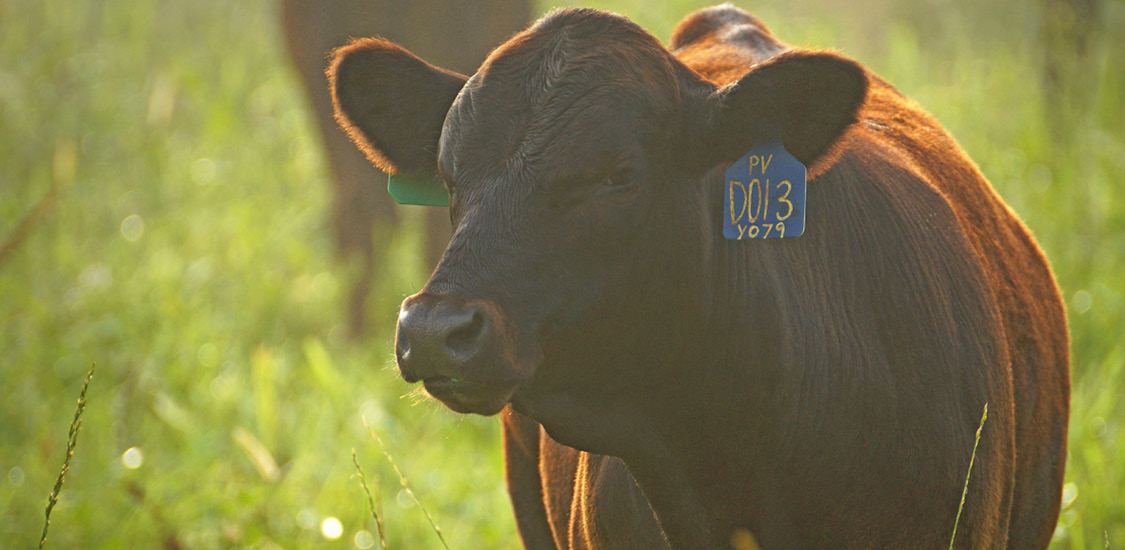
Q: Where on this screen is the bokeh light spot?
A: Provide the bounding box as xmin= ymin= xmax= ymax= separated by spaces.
xmin=197 ymin=343 xmax=220 ymax=367
xmin=1061 ymin=482 xmax=1078 ymax=508
xmin=191 ymin=158 xmax=216 ymax=185
xmin=353 ymin=530 xmax=375 ymax=549
xmin=1072 ymin=290 xmax=1092 ymax=314
xmin=122 ymin=447 xmax=144 ymax=469
xmin=396 ymin=489 xmax=415 ymax=508
xmin=121 ymin=215 xmax=144 ymax=242
xmin=1091 ymin=416 xmax=1106 ymax=438
xmin=296 ymin=509 xmax=316 ymax=529
xmin=8 ymin=466 xmax=25 ymax=486
xmin=321 ymin=517 xmax=343 ymax=540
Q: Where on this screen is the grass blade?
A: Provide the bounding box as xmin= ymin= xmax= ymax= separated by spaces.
xmin=39 ymin=363 xmax=95 ymax=549
xmin=363 ymin=418 xmax=451 ymax=550
xmin=352 ymin=449 xmax=389 ymax=550
xmin=948 ymin=402 xmax=988 ymax=550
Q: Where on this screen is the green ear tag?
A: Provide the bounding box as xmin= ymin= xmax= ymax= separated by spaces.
xmin=387 ymin=173 xmax=449 ymax=206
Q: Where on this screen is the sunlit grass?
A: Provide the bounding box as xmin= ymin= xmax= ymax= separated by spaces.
xmin=363 ymin=420 xmax=451 ymax=550
xmin=949 ymin=403 xmax=988 ymax=550
xmin=1 ymin=0 xmax=1121 ymax=547
xmin=352 ymin=449 xmax=388 ymax=550
xmin=38 ymin=364 xmax=94 ymax=549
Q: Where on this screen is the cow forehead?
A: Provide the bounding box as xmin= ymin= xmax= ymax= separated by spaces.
xmin=439 ymin=78 xmax=642 ymax=183
xmin=437 ymin=10 xmax=680 ymax=184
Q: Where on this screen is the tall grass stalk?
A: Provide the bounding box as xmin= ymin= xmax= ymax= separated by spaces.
xmin=352 ymin=448 xmax=389 ymax=550
xmin=39 ymin=363 xmax=95 ymax=549
xmin=363 ymin=418 xmax=451 ymax=550
xmin=948 ymin=402 xmax=988 ymax=550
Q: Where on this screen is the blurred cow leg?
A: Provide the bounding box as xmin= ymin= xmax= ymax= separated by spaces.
xmin=280 ymin=0 xmax=532 ymax=334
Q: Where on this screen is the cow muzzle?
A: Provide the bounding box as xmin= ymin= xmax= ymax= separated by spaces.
xmin=395 ymin=293 xmax=527 ymax=415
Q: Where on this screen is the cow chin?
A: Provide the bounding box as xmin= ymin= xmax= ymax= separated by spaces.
xmin=421 ymin=376 xmax=518 ymax=415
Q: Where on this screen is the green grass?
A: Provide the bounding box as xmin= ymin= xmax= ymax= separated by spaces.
xmin=1 ymin=0 xmax=1122 ymax=548
xmin=949 ymin=403 xmax=988 ymax=550
xmin=351 ymin=449 xmax=387 ymax=550
xmin=39 ymin=364 xmax=94 ymax=549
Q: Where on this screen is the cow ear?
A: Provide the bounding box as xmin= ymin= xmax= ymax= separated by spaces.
xmin=328 ymin=39 xmax=468 ymax=175
xmin=697 ymin=51 xmax=868 ymax=170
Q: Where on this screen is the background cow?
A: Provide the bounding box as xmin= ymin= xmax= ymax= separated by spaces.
xmin=330 ymin=5 xmax=1069 ymax=549
xmin=281 ymin=0 xmax=531 ymax=333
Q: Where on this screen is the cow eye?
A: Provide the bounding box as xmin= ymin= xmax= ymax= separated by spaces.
xmin=602 ymin=171 xmax=630 ymax=187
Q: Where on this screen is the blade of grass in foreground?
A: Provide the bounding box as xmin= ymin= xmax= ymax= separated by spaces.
xmin=948 ymin=402 xmax=988 ymax=550
xmin=353 ymin=449 xmax=389 ymax=550
xmin=363 ymin=418 xmax=451 ymax=550
xmin=40 ymin=363 xmax=95 ymax=549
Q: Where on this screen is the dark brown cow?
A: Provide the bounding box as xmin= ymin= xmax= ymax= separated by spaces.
xmin=329 ymin=6 xmax=1069 ymax=549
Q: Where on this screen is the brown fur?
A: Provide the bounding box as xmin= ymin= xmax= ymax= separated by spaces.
xmin=330 ymin=6 xmax=1068 ymax=549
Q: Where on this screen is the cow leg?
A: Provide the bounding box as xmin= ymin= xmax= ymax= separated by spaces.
xmin=515 ymin=392 xmax=723 ymax=550
xmin=502 ymin=407 xmax=560 ymax=550
xmin=569 ymin=453 xmax=670 ymax=550
xmin=280 ymin=0 xmax=398 ymax=335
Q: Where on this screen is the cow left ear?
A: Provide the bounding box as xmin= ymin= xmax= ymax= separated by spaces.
xmin=696 ymin=51 xmax=868 ymax=170
xmin=328 ymin=39 xmax=468 ymax=176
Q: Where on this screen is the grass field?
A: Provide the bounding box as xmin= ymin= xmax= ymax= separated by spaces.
xmin=1 ymin=0 xmax=1122 ymax=547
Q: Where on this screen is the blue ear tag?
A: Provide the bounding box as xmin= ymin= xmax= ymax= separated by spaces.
xmin=387 ymin=173 xmax=449 ymax=206
xmin=723 ymin=142 xmax=806 ymax=239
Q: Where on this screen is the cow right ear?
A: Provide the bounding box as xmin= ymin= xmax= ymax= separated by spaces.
xmin=691 ymin=50 xmax=868 ymax=173
xmin=328 ymin=39 xmax=468 ymax=175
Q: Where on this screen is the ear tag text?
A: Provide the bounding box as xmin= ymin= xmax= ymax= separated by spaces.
xmin=388 ymin=173 xmax=449 ymax=206
xmin=723 ymin=142 xmax=806 ymax=239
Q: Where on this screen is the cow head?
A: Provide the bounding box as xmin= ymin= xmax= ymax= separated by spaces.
xmin=330 ymin=9 xmax=867 ymax=417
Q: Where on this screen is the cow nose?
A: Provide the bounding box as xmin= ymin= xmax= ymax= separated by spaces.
xmin=396 ymin=297 xmax=489 ymax=383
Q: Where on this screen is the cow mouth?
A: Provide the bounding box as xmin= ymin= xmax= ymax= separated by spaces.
xmin=421 ymin=376 xmax=518 ymax=416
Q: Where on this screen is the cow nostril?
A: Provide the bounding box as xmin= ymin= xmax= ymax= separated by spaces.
xmin=446 ymin=308 xmax=486 ymax=357
xmin=396 ymin=327 xmax=411 ymax=360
